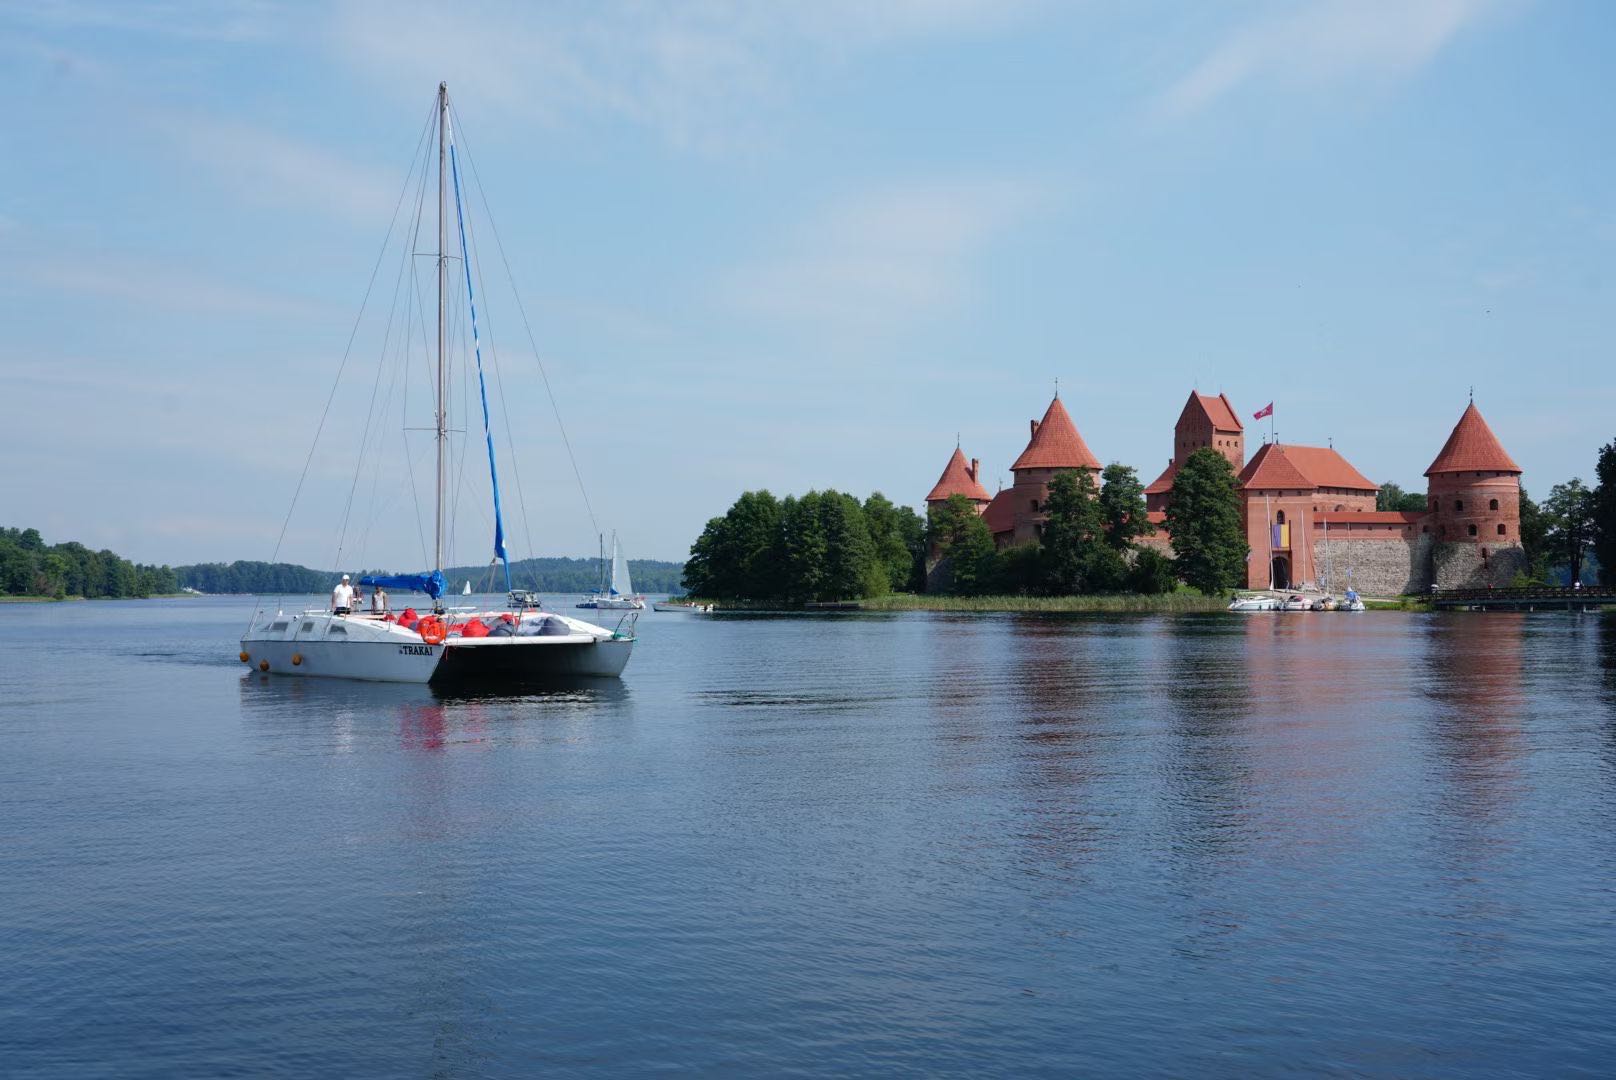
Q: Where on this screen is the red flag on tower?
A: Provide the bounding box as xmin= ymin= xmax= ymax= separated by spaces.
xmin=1253 ymin=402 xmax=1274 ymax=420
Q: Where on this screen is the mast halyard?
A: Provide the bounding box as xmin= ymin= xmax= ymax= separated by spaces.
xmin=434 ymin=82 xmax=449 ymax=613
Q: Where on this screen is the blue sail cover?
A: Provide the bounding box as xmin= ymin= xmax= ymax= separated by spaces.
xmin=360 ymin=570 xmax=445 ymax=599
xmin=448 ymin=129 xmax=512 ymax=595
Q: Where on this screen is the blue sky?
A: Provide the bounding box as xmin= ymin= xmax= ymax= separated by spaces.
xmin=2 ymin=0 xmax=1612 ymax=569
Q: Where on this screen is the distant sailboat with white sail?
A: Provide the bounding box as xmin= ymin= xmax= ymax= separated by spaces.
xmin=577 ymin=532 xmax=645 ymax=611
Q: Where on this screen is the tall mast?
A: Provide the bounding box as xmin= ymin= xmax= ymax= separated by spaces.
xmin=434 ymin=82 xmax=449 ymax=609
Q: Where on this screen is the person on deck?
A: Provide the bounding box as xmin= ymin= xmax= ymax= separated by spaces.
xmin=331 ymin=574 xmax=354 ymax=615
xmin=371 ymin=587 xmax=388 ymax=614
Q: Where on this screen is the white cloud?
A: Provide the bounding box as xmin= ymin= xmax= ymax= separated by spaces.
xmin=1157 ymin=0 xmax=1506 ymax=118
xmin=330 ymin=0 xmax=1029 ymax=150
xmin=152 ymin=112 xmax=401 ymax=223
xmin=717 ymin=179 xmax=1044 ymax=336
xmin=22 ymin=254 xmax=322 ymax=317
xmin=2 ymin=0 xmax=281 ymax=42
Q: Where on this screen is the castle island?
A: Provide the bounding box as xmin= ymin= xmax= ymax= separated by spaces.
xmin=926 ymin=392 xmax=1524 ymax=596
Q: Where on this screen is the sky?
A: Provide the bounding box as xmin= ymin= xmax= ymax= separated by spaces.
xmin=2 ymin=0 xmax=1613 ymax=570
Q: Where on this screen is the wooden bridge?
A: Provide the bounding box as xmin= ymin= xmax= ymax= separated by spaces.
xmin=1431 ymin=585 xmax=1616 ymax=611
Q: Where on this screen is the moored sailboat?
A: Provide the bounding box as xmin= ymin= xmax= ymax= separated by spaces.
xmin=577 ymin=532 xmax=645 ymax=611
xmin=240 ymin=83 xmax=633 ymax=684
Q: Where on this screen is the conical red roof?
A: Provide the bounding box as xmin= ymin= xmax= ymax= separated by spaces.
xmin=1011 ymin=396 xmax=1101 ymax=472
xmin=1425 ymin=402 xmax=1521 ymax=476
xmin=925 ymin=447 xmax=991 ymax=503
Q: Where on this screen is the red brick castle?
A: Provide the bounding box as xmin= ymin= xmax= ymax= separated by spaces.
xmin=926 ymin=391 xmax=1525 ymax=595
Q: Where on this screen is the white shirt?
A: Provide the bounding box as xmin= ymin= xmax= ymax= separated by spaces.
xmin=371 ymin=590 xmax=386 ymax=612
xmin=332 ymin=582 xmax=354 ymax=610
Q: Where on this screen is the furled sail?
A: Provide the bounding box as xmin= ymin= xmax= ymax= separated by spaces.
xmin=447 ymin=114 xmax=511 ymax=594
xmin=360 ymin=570 xmax=446 ymax=599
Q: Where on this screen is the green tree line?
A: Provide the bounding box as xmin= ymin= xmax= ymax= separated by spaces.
xmin=1 ymin=527 xmax=179 ymax=599
xmin=177 ymin=556 xmax=689 ymax=595
xmin=683 ymin=490 xmax=925 ymax=603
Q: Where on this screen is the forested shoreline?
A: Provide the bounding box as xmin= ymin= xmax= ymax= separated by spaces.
xmin=0 ymin=527 xmax=178 ymax=599
xmin=175 ymin=556 xmax=687 ymax=595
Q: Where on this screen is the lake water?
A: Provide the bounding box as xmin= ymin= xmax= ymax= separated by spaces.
xmin=3 ymin=597 xmax=1615 ymax=1077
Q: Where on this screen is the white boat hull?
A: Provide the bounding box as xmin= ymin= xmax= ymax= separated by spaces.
xmin=241 ymin=611 xmax=633 ymax=684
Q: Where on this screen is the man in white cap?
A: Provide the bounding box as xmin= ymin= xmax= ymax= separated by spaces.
xmin=331 ymin=574 xmax=354 ymax=615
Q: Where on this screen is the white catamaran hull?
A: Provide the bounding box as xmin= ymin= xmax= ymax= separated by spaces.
xmin=241 ymin=612 xmax=633 ymax=684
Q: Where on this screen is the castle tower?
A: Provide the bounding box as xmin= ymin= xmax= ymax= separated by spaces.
xmin=1145 ymin=391 xmax=1244 ymax=514
xmin=1007 ymin=395 xmax=1101 ymax=545
xmin=1423 ymin=401 xmax=1525 ymax=588
xmin=925 ymin=446 xmax=992 ymax=513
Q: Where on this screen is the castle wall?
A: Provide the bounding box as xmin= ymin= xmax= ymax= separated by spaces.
xmin=1431 ymin=541 xmax=1527 ymax=589
xmin=1310 ymin=535 xmax=1433 ymax=596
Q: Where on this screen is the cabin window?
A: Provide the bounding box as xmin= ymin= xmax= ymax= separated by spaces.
xmin=269 ymin=621 xmax=288 ymax=632
xmin=1454 ymin=500 xmax=1464 ymax=511
xmin=1467 ymin=524 xmax=1478 ymax=537
xmin=1497 ymin=523 xmax=1506 ymax=536
xmin=1489 ymin=498 xmax=1499 ymax=510
xmin=301 ymin=621 xmax=314 ymax=633
xmin=328 ymin=625 xmax=347 ymax=636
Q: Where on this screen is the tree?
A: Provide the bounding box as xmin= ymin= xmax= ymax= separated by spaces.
xmin=1517 ymin=487 xmax=1550 ymax=583
xmin=1166 ymin=448 xmax=1249 ymax=595
xmin=1098 ymin=463 xmax=1153 ymax=550
xmin=863 ymin=492 xmax=925 ymax=593
xmin=1040 ymin=469 xmax=1123 ymax=594
xmin=1377 ymin=482 xmax=1429 ymax=513
xmin=927 ymin=494 xmax=996 ymax=596
xmin=682 ymin=490 xmax=781 ymax=598
xmin=1594 ymin=440 xmax=1616 ymax=586
xmin=1127 ymin=547 xmax=1177 ymax=594
xmin=1543 ymin=479 xmax=1597 ymax=585
xmin=819 ymin=491 xmax=884 ymax=601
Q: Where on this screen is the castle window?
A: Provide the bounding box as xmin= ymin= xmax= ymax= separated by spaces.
xmin=1429 ymin=496 xmax=1437 ymax=510
xmin=1489 ymin=499 xmax=1499 ymax=511
xmin=1422 ymin=526 xmax=1429 ymax=534
xmin=1440 ymin=525 xmax=1447 ymax=538
xmin=1030 ymin=499 xmax=1039 ymax=512
xmin=1454 ymin=500 xmax=1464 ymax=511
xmin=1276 ymin=510 xmax=1286 ymax=524
xmin=1467 ymin=524 xmax=1478 ymax=537
xmin=1497 ymin=523 xmax=1506 ymax=536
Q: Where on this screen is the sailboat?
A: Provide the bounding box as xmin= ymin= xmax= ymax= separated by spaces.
xmin=577 ymin=532 xmax=645 ymax=611
xmin=239 ymin=84 xmax=634 ymax=684
xmin=462 ymin=580 xmax=472 ymax=596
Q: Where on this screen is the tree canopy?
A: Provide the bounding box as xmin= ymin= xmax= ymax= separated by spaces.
xmin=1594 ymin=440 xmax=1616 ymax=585
xmin=1 ymin=527 xmax=178 ymax=599
xmin=684 ymin=489 xmax=923 ymax=602
xmin=1542 ymin=479 xmax=1597 ymax=585
xmin=1376 ymin=482 xmax=1430 ymax=513
xmin=1165 ymin=449 xmax=1249 ymax=595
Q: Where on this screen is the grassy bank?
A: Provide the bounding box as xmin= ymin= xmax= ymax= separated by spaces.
xmin=856 ymin=592 xmax=1231 ymax=613
xmin=0 ymin=595 xmax=86 ymax=603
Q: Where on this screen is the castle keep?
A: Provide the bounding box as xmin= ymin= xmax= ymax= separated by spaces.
xmin=925 ymin=392 xmax=1525 ymax=596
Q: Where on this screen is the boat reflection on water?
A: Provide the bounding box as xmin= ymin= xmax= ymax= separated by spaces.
xmin=237 ymin=669 xmax=631 ymax=751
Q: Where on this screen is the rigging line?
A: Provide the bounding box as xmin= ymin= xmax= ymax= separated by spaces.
xmin=332 ymin=154 xmax=424 ymax=575
xmin=458 ymin=166 xmax=538 ymax=586
xmin=349 ymin=116 xmax=435 ymax=574
xmin=449 ymin=103 xmax=600 ymax=538
xmin=247 ymin=95 xmax=436 ymax=630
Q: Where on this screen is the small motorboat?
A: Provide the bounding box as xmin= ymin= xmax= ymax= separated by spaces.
xmin=653 ymin=600 xmax=713 ymax=613
xmin=1228 ymin=594 xmax=1279 ymax=612
xmin=1339 ymin=589 xmax=1366 ymax=612
xmin=1280 ymin=594 xmax=1310 ymax=611
xmin=1310 ymin=596 xmax=1338 ymax=611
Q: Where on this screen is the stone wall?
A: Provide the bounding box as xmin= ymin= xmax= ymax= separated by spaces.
xmin=1310 ymin=535 xmax=1433 ymax=596
xmin=1431 ymin=542 xmax=1526 ymax=590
